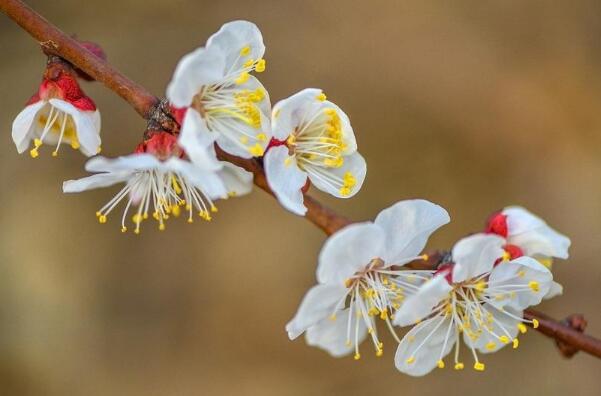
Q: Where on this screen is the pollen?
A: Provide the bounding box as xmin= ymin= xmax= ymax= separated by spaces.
xmin=248 ymin=143 xmax=264 ymax=157
xmin=406 ymin=356 xmax=415 ymax=364
xmin=528 ymin=281 xmax=540 ymax=292
xmin=532 ymin=319 xmax=539 ymax=329
xmin=354 ymin=353 xmax=361 ymax=361
xmin=454 ymin=362 xmax=464 ymax=370
xmin=29 ymin=148 xmax=39 ymax=158
xmin=98 ymin=215 xmax=107 ymax=224
xmin=437 ymin=360 xmax=445 ymax=369
xmin=240 ymin=46 xmax=251 ymax=56
xmin=316 ymin=92 xmax=327 ymax=101
xmin=375 ymin=349 xmax=383 ymax=357
xmin=485 ymin=341 xmax=496 ymax=351
xmin=517 ymin=323 xmax=528 ymax=334
xmin=474 ymin=362 xmax=486 ymax=371
xmin=255 ymin=58 xmax=266 ymax=72
xmin=512 ymin=338 xmax=519 ymax=349
xmin=499 ymin=335 xmax=510 ymax=344
xmin=235 ymin=72 xmax=250 ymax=85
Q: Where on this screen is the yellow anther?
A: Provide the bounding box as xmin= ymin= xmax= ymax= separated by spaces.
xmin=485 ymin=341 xmax=496 ymax=351
xmin=98 ymin=215 xmax=107 ymax=224
xmin=132 ymin=214 xmax=143 ymax=224
xmin=437 ymin=360 xmax=445 ymax=369
xmin=235 ymin=72 xmax=250 ymax=85
xmin=376 ymin=349 xmax=383 ymax=357
xmin=256 ymin=133 xmax=267 ymax=142
xmin=95 ymin=211 xmax=101 ymax=217
xmin=532 ymin=319 xmax=539 ymax=329
xmin=517 ymin=323 xmax=528 ymax=334
xmin=51 ymin=151 xmax=58 ymax=157
xmin=243 ymin=59 xmax=254 ymax=68
xmin=454 ymin=362 xmax=464 ymax=370
xmin=474 ymin=362 xmax=485 ymax=371
xmin=255 ymin=58 xmax=266 ymax=72
xmin=353 ymin=353 xmax=361 ymax=361
xmin=248 ymin=143 xmax=264 ymax=157
xmin=502 ymin=251 xmax=511 ymax=261
xmin=499 ymin=335 xmax=510 ymax=344
xmin=367 ymin=327 xmax=374 ymax=334
xmin=187 ymin=218 xmax=193 ymax=224
xmin=538 ymin=257 xmax=553 ymax=269
xmin=172 ymin=205 xmax=181 ymax=217
xmin=70 ymin=140 xmax=80 ymax=150
xmin=316 ymin=92 xmax=327 ymax=101
xmin=475 ymin=280 xmax=487 ymax=292
xmin=324 ymin=108 xmax=336 ymax=116
xmin=159 ymin=223 xmax=166 ymax=231
xmin=406 ymin=356 xmax=415 ymax=364
xmin=134 ymin=228 xmax=140 ymax=235
xmin=512 ymin=338 xmax=519 ymax=349
xmin=240 ymin=46 xmax=251 ymax=56
xmin=34 ymin=138 xmax=43 ymax=147
xmin=211 ymin=205 xmax=218 ymax=213
xmin=421 ymin=254 xmax=429 ymax=261
xmin=379 ymin=310 xmax=388 ymax=320
xmin=329 ymin=314 xmax=336 ymax=321
xmin=528 ymin=281 xmax=540 ymax=292
xmin=121 ymin=226 xmax=127 ymax=233
xmin=29 ymin=148 xmax=39 ymax=158
xmin=96 ymin=146 xmax=102 ymax=154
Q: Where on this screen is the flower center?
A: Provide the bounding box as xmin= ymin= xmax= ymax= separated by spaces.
xmin=30 ymin=104 xmax=81 ymax=158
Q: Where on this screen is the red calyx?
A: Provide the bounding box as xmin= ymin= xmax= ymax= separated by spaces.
xmin=39 ymin=69 xmax=97 ymax=111
xmin=267 ymin=137 xmax=287 ymax=150
xmin=136 ymin=132 xmax=183 ymax=160
xmin=435 ymin=262 xmax=454 ymax=284
xmin=494 ymin=244 xmax=524 ymax=266
xmin=170 ymin=105 xmax=188 ymax=126
xmin=485 ymin=211 xmax=508 ymax=237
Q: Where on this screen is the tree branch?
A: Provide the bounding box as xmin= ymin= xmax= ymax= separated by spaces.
xmin=2 ymin=0 xmax=600 ymax=360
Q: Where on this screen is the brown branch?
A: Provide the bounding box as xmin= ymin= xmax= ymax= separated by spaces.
xmin=0 ymin=0 xmax=158 ymax=118
xmin=2 ymin=0 xmax=601 ymax=360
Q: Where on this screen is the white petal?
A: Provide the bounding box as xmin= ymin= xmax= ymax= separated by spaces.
xmin=206 ymin=20 xmax=265 ymax=75
xmin=305 ymin=308 xmax=367 ymax=357
xmin=178 ymin=109 xmax=222 ymax=171
xmin=317 ymin=222 xmax=387 ymax=285
xmin=395 ymin=315 xmax=454 ymax=376
xmin=393 ymin=274 xmax=452 ymax=326
xmin=164 ymin=157 xmax=228 ymax=200
xmin=374 ymin=199 xmax=450 ymax=265
xmin=12 ymin=101 xmax=46 ymax=153
xmin=85 ymin=154 xmax=160 ymax=173
xmin=306 ymin=151 xmax=366 ymax=199
xmin=271 ymin=88 xmax=323 ymax=140
xmin=264 ymin=146 xmax=308 ymax=216
xmin=487 ymin=256 xmax=553 ymax=311
xmin=463 ymin=305 xmax=520 ymax=354
xmin=285 ymin=284 xmax=347 ymax=340
xmin=49 ymin=99 xmax=101 ymax=157
xmin=166 ymin=46 xmax=226 ymax=107
xmin=544 ymin=281 xmax=563 ymax=300
xmin=62 ymin=172 xmax=131 ymax=193
xmin=210 ymin=77 xmax=271 ymax=159
xmin=451 ymin=234 xmax=505 ymax=283
xmin=504 ymin=206 xmax=570 ymax=259
xmin=218 ymin=162 xmax=253 ymax=197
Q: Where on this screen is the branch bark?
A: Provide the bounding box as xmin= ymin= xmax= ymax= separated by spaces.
xmin=2 ymin=0 xmax=600 ymax=360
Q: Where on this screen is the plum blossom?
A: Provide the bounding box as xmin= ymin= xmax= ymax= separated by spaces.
xmin=286 ymin=200 xmax=449 ymax=358
xmin=393 ymin=234 xmax=555 ymax=376
xmin=485 ymin=206 xmax=570 ymax=298
xmin=12 ymin=67 xmax=101 ymax=158
xmin=265 ymin=88 xmax=366 ymax=215
xmin=63 ymin=132 xmax=251 ymax=233
xmin=167 ymin=20 xmax=271 ymax=159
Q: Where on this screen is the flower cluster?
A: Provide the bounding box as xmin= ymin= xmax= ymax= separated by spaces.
xmin=13 ymin=21 xmax=368 ymax=232
xmin=287 ymin=201 xmax=570 ymax=376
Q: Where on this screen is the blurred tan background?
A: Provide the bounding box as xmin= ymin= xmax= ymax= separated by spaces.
xmin=1 ymin=0 xmax=601 ymax=394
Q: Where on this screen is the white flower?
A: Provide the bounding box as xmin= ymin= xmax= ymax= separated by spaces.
xmin=264 ymin=88 xmax=366 ymax=215
xmin=485 ymin=206 xmax=570 ymax=298
xmin=167 ymin=20 xmax=271 ymax=159
xmin=286 ymin=200 xmax=449 ymax=358
xmin=12 ymin=72 xmax=101 ymax=158
xmin=62 ymin=132 xmax=251 ymax=233
xmin=393 ymin=233 xmax=555 ymax=376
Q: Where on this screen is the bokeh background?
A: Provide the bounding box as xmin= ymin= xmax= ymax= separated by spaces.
xmin=1 ymin=0 xmax=601 ymax=394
